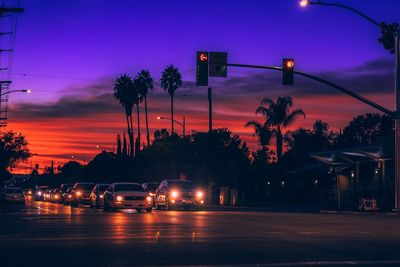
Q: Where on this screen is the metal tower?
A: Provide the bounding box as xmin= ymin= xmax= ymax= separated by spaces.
xmin=0 ymin=1 xmax=23 ymax=128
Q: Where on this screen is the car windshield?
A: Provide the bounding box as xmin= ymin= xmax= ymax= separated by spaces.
xmin=168 ymin=181 xmax=194 ymax=190
xmin=98 ymin=184 xmax=110 ymax=191
xmin=76 ymin=184 xmax=95 ymax=190
xmin=114 ymin=184 xmax=144 ymax=192
xmin=5 ymin=188 xmax=23 ymax=193
xmin=60 ymin=184 xmax=72 ymax=190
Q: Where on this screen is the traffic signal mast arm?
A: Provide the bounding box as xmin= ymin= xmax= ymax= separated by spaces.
xmin=227 ymin=63 xmax=393 ymax=116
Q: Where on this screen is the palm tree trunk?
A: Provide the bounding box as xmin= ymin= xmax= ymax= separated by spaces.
xmin=129 ymin=115 xmax=134 ymax=157
xmin=136 ymin=104 xmax=141 ymax=151
xmin=144 ymin=97 xmax=150 ymax=146
xmin=276 ymin=125 xmax=283 ymax=161
xmin=171 ymin=94 xmax=174 ymax=134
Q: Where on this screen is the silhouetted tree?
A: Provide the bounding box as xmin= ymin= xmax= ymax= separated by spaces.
xmin=113 ymin=74 xmax=137 ymax=157
xmin=252 ymin=96 xmax=305 ymax=161
xmin=245 ymin=120 xmax=273 ymax=148
xmin=336 ymin=113 xmax=394 ymax=147
xmin=136 ymin=70 xmax=154 ymax=146
xmin=133 ymin=76 xmax=143 ymax=152
xmin=378 ymin=22 xmax=399 ymax=54
xmin=0 ymin=131 xmax=31 ymax=184
xmin=160 ymin=65 xmax=182 ymax=134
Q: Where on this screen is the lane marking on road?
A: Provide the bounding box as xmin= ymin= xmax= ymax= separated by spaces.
xmin=296 ymin=231 xmax=320 ymax=235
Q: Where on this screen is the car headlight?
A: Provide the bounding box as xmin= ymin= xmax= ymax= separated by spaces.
xmin=197 ymin=191 xmax=204 ymax=198
xmin=116 ymin=195 xmax=123 ymax=202
xmin=171 ymin=191 xmax=178 ymax=198
xmin=37 ymin=191 xmax=42 ymax=196
xmin=99 ymin=194 xmax=104 ymax=198
xmin=146 ymin=196 xmax=152 ymax=202
xmin=75 ymin=191 xmax=82 ymax=196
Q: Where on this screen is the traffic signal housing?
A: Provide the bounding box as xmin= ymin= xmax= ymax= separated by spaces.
xmin=196 ymin=51 xmax=209 ymax=86
xmin=282 ymin=58 xmax=294 ymax=86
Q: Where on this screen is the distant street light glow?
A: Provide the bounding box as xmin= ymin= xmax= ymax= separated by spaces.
xmin=300 ymin=0 xmax=309 ymax=7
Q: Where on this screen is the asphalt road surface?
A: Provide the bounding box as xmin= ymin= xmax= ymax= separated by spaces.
xmin=1 ymin=198 xmax=400 ymax=267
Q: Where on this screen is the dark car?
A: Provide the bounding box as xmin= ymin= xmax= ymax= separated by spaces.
xmin=50 ymin=189 xmax=63 ymax=203
xmin=63 ymin=187 xmax=74 ymax=205
xmin=59 ymin=183 xmax=73 ymax=203
xmin=0 ymin=187 xmax=25 ymax=210
xmin=90 ymin=183 xmax=110 ymax=208
xmin=155 ymin=180 xmax=204 ymax=210
xmin=34 ymin=186 xmax=49 ymax=201
xmin=70 ymin=182 xmax=95 ymax=207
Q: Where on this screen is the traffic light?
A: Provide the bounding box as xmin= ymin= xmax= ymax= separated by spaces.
xmin=209 ymin=52 xmax=227 ymax=77
xmin=196 ymin=51 xmax=209 ymax=86
xmin=282 ymin=58 xmax=294 ymax=86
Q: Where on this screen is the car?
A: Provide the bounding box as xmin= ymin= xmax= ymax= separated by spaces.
xmin=142 ymin=182 xmax=160 ymax=207
xmin=63 ymin=187 xmax=74 ymax=205
xmin=24 ymin=188 xmax=33 ymax=196
xmin=155 ymin=180 xmax=204 ymax=210
xmin=34 ymin=186 xmax=49 ymax=201
xmin=43 ymin=189 xmax=53 ymax=201
xmin=58 ymin=183 xmax=73 ymax=202
xmin=103 ymin=182 xmax=153 ymax=212
xmin=0 ymin=187 xmax=25 ymax=209
xmin=70 ymin=182 xmax=95 ymax=207
xmin=90 ymin=183 xmax=110 ymax=208
xmin=50 ymin=189 xmax=63 ymax=203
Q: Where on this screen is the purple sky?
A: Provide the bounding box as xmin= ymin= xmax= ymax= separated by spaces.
xmin=9 ymin=0 xmax=400 ymax=103
xmin=4 ymin=0 xmax=400 ymax=170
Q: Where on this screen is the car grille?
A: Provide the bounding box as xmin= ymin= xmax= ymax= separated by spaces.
xmin=124 ymin=196 xmax=145 ymax=201
xmin=181 ymin=192 xmax=194 ymax=199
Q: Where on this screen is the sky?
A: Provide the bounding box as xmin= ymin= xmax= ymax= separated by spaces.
xmin=2 ymin=0 xmax=399 ymax=173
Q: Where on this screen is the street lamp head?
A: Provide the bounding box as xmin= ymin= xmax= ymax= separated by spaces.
xmin=26 ymin=89 xmax=31 ymax=93
xmin=300 ymin=0 xmax=309 ymax=7
xmin=157 ymin=116 xmax=161 ymax=120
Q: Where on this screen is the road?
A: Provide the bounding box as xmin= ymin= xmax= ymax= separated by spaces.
xmin=1 ymin=198 xmax=400 ymax=266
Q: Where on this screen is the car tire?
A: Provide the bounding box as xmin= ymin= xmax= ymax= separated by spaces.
xmin=136 ymin=208 xmax=142 ymax=213
xmin=71 ymin=202 xmax=78 ymax=207
xmin=146 ymin=208 xmax=152 ymax=213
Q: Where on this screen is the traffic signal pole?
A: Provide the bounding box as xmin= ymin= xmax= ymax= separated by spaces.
xmin=208 ymin=87 xmax=212 ymax=133
xmin=227 ymin=63 xmax=393 ymax=115
xmin=395 ymin=35 xmax=400 ymax=210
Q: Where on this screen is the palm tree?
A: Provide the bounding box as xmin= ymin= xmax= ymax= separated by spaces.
xmin=253 ymin=96 xmax=305 ymax=161
xmin=160 ymin=65 xmax=182 ymax=134
xmin=245 ymin=120 xmax=273 ymax=149
xmin=136 ymin=70 xmax=154 ymax=146
xmin=133 ymin=76 xmax=143 ymax=152
xmin=113 ymin=74 xmax=136 ymax=157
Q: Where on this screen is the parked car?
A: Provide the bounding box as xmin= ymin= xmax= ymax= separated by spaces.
xmin=90 ymin=183 xmax=110 ymax=208
xmin=104 ymin=182 xmax=153 ymax=212
xmin=70 ymin=183 xmax=95 ymax=207
xmin=63 ymin=187 xmax=74 ymax=205
xmin=142 ymin=182 xmax=160 ymax=207
xmin=0 ymin=187 xmax=25 ymax=208
xmin=155 ymin=180 xmax=204 ymax=210
xmin=34 ymin=186 xmax=49 ymax=201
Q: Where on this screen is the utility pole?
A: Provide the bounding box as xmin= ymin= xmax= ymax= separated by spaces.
xmin=208 ymin=87 xmax=212 ymax=133
xmin=395 ymin=35 xmax=400 ymax=209
xmin=0 ymin=5 xmax=23 ymax=129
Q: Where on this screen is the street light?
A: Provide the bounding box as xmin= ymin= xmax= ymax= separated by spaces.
xmin=0 ymin=89 xmax=31 ymax=97
xmin=96 ymin=145 xmax=113 ymax=153
xmin=301 ymin=0 xmax=400 ymax=210
xmin=157 ymin=116 xmax=186 ymax=137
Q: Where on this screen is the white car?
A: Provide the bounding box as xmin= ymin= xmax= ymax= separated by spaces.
xmin=103 ymin=183 xmax=153 ymax=212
